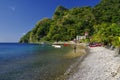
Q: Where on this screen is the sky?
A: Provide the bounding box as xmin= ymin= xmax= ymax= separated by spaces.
xmin=0 ymin=0 xmax=101 ymax=42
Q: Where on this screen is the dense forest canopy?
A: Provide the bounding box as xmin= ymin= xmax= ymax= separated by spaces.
xmin=20 ymin=0 xmax=120 ymax=46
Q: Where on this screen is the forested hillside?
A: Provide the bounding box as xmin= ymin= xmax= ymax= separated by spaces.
xmin=20 ymin=0 xmax=120 ymax=46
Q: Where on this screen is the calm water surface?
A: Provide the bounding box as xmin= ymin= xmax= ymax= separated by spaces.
xmin=0 ymin=43 xmax=75 ymax=80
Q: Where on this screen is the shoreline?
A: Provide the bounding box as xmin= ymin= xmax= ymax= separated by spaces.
xmin=54 ymin=43 xmax=88 ymax=80
xmin=63 ymin=43 xmax=88 ymax=80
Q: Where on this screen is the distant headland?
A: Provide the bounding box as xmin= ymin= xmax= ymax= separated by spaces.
xmin=19 ymin=0 xmax=120 ymax=47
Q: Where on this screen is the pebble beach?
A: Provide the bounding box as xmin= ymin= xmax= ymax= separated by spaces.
xmin=68 ymin=47 xmax=120 ymax=80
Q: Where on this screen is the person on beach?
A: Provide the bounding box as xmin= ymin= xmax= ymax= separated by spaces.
xmin=74 ymin=45 xmax=77 ymax=53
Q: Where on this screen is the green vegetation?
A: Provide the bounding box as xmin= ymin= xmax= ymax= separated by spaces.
xmin=20 ymin=0 xmax=120 ymax=47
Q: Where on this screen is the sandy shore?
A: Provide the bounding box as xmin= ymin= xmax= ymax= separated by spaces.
xmin=68 ymin=47 xmax=120 ymax=80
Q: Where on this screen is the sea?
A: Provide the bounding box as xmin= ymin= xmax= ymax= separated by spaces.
xmin=0 ymin=43 xmax=76 ymax=80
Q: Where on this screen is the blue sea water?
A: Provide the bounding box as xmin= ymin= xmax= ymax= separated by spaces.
xmin=0 ymin=43 xmax=74 ymax=80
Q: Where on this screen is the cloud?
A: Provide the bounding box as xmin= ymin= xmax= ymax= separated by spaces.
xmin=9 ymin=6 xmax=16 ymax=11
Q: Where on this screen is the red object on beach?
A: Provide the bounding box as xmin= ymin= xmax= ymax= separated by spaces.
xmin=89 ymin=44 xmax=97 ymax=47
xmin=96 ymin=43 xmax=102 ymax=46
xmin=89 ymin=43 xmax=102 ymax=47
xmin=63 ymin=44 xmax=70 ymax=46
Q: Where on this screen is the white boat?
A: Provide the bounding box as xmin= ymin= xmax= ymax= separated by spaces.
xmin=52 ymin=45 xmax=61 ymax=48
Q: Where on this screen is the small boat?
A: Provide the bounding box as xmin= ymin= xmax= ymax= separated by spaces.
xmin=63 ymin=43 xmax=70 ymax=46
xmin=52 ymin=45 xmax=61 ymax=48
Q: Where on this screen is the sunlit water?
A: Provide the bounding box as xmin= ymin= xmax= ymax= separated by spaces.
xmin=0 ymin=43 xmax=76 ymax=80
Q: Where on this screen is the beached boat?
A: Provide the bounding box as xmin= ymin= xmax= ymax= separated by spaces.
xmin=52 ymin=45 xmax=61 ymax=48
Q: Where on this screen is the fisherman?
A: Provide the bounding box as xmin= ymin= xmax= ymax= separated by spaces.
xmin=74 ymin=45 xmax=77 ymax=53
